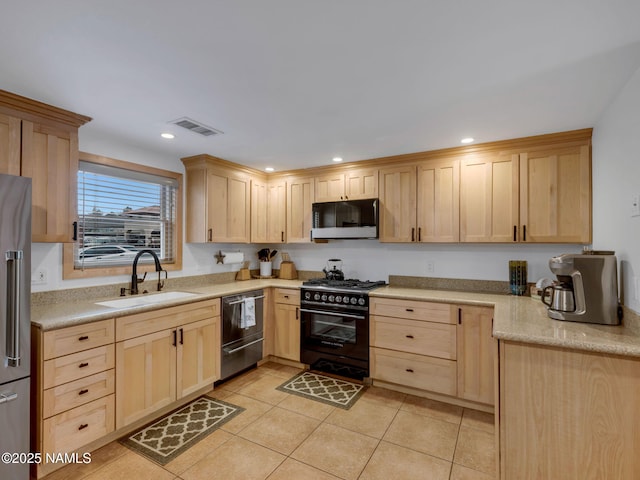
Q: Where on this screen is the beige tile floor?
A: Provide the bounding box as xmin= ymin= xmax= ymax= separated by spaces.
xmin=45 ymin=362 xmax=496 ymax=480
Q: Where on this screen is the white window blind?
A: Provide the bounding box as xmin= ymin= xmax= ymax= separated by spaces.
xmin=75 ymin=160 xmax=178 ymax=269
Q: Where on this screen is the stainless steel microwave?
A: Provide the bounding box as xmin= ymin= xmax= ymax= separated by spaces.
xmin=311 ymin=199 xmax=378 ymax=240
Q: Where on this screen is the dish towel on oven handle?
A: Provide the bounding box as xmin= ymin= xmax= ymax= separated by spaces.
xmin=241 ymin=297 xmax=256 ymax=329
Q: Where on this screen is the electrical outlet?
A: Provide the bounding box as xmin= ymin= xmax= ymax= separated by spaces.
xmin=426 ymin=261 xmax=435 ymax=274
xmin=631 ymin=194 xmax=640 ymax=217
xmin=32 ymin=269 xmax=48 ymax=285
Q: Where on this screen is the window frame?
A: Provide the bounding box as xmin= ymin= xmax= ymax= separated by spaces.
xmin=63 ymin=152 xmax=183 ymax=280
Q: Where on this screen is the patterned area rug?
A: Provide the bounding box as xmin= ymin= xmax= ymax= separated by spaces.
xmin=276 ymin=371 xmax=367 ymax=410
xmin=120 ymin=396 xmax=244 ymax=465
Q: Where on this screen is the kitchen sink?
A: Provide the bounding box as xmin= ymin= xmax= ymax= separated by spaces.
xmin=95 ymin=291 xmax=198 ymax=309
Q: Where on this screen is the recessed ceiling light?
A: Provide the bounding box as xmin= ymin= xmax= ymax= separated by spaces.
xmin=161 ymin=132 xmax=175 ymax=139
xmin=265 ymin=167 xmax=275 ymax=172
xmin=332 ymin=157 xmax=343 ymax=162
xmin=461 ymin=137 xmax=474 ymax=144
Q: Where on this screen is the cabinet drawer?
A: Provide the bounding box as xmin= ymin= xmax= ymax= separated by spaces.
xmin=43 ymin=345 xmax=115 ymax=389
xmin=371 ymin=347 xmax=457 ymax=396
xmin=274 ymin=288 xmax=300 ymax=305
xmin=370 ymin=298 xmax=454 ymax=324
xmin=43 ymin=370 xmax=115 ymax=419
xmin=43 ymin=319 xmax=114 ymax=360
xmin=116 ymin=299 xmax=220 ymax=341
xmin=371 ymin=315 xmax=456 ymax=360
xmin=42 ymin=394 xmax=115 ymax=455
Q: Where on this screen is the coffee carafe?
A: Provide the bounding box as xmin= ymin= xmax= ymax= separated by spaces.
xmin=543 ymin=252 xmax=622 ymax=325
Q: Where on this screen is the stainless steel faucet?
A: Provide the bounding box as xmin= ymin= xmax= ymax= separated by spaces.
xmin=130 ymin=249 xmax=166 ymax=294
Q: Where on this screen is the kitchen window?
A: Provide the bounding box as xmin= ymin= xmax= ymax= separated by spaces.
xmin=63 ymin=152 xmax=183 ymax=279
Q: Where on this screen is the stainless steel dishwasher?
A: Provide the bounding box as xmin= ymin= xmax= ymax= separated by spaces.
xmin=220 ymin=289 xmax=264 ymax=381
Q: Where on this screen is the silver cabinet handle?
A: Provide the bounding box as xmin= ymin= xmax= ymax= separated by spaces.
xmin=223 ymin=337 xmax=264 ymax=354
xmin=0 ymin=392 xmax=18 ymax=404
xmin=5 ymin=250 xmax=22 ymax=367
xmin=227 ymin=295 xmax=265 ymax=305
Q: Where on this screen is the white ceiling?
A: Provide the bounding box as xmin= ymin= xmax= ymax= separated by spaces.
xmin=2 ymin=1 xmax=640 ymax=172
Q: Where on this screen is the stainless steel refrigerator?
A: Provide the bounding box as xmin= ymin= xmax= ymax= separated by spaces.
xmin=0 ymin=174 xmax=31 ymax=480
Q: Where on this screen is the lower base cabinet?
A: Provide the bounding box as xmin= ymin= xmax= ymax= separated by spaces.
xmin=272 ymin=289 xmax=300 ymax=362
xmin=115 ymin=299 xmax=221 ymax=429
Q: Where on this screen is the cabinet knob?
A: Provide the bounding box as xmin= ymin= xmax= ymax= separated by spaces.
xmin=405 ymin=334 xmax=414 ymax=339
xmin=78 ymin=423 xmax=88 ymax=431
xmin=405 ymin=368 xmax=414 ymax=373
xmin=406 ymin=308 xmax=414 ymax=312
xmin=78 ymin=362 xmax=89 ymax=368
xmin=78 ymin=335 xmax=89 ymax=341
xmin=78 ymin=389 xmax=89 ymax=396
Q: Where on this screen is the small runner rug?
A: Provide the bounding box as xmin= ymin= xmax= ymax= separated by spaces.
xmin=120 ymin=396 xmax=244 ymax=465
xmin=276 ymin=371 xmax=366 ymax=410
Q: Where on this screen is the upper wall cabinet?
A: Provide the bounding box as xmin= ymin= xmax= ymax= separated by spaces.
xmin=182 ymin=155 xmax=251 ymax=243
xmin=315 ymin=167 xmax=378 ymax=202
xmin=251 ymin=177 xmax=287 ymax=243
xmin=0 ymin=90 xmax=91 ymax=242
xmin=287 ymin=176 xmax=314 ymax=243
xmin=460 ymin=132 xmax=591 ymax=243
xmin=379 ymin=159 xmax=459 ymax=243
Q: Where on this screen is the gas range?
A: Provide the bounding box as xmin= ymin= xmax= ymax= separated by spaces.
xmin=301 ymin=278 xmax=386 ymax=310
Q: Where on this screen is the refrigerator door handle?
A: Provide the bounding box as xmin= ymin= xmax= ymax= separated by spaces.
xmin=5 ymin=250 xmax=23 ymax=367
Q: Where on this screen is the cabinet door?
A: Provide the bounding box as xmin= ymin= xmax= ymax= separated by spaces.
xmin=251 ymin=177 xmax=268 ymax=243
xmin=273 ymin=303 xmax=300 ymax=361
xmin=184 ymin=165 xmax=209 ymax=242
xmin=417 ymin=159 xmax=459 ymax=242
xmin=456 ymin=306 xmax=494 ymax=405
xmin=208 ymin=171 xmax=251 ymax=243
xmin=315 ymin=173 xmax=345 ymax=202
xmin=379 ymin=165 xmax=417 ymax=242
xmin=21 ymin=120 xmax=78 ymax=242
xmin=460 ymin=153 xmax=519 ymax=242
xmin=519 ymin=144 xmax=591 ymax=243
xmin=0 ymin=113 xmax=20 ymax=175
xmin=267 ymin=179 xmax=287 ymax=243
xmin=287 ymin=177 xmax=314 ymax=243
xmin=345 ymin=167 xmax=378 ymax=200
xmin=115 ymin=329 xmax=177 ymax=428
xmin=177 ymin=317 xmax=219 ymax=398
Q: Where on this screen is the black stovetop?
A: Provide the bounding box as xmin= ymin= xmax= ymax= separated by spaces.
xmin=302 ymin=278 xmax=386 ymax=292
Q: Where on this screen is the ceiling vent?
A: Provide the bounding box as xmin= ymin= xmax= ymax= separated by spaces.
xmin=169 ymin=117 xmax=223 ymax=137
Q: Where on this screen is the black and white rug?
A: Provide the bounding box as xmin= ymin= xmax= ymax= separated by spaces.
xmin=276 ymin=371 xmax=367 ymax=410
xmin=120 ymin=396 xmax=244 ymax=465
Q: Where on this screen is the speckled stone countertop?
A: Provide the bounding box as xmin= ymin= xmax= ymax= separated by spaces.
xmin=32 ymin=280 xmax=640 ymax=358
xmin=371 ymin=286 xmax=640 ymax=358
xmin=31 ymin=279 xmax=303 ymax=331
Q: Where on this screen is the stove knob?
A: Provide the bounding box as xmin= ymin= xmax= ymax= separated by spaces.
xmin=343 ymin=296 xmax=350 ymax=304
xmin=358 ymin=297 xmax=366 ymax=306
xmin=314 ymin=293 xmax=321 ymax=301
xmin=304 ymin=292 xmax=311 ymax=300
xmin=350 ymin=297 xmax=358 ymax=305
xmin=335 ymin=295 xmax=342 ymax=303
xmin=321 ymin=294 xmax=328 ymax=302
xmin=328 ymin=295 xmax=335 ymax=302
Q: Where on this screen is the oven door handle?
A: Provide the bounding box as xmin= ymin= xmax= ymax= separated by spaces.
xmin=299 ymin=308 xmax=366 ymax=320
xmin=223 ymin=337 xmax=264 ymax=355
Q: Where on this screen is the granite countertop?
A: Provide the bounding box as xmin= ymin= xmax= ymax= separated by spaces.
xmin=32 ymin=280 xmax=640 ymax=358
xmin=372 ymin=286 xmax=640 ymax=357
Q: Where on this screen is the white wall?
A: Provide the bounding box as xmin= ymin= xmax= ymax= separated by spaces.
xmin=32 ymin=123 xmax=585 ymax=292
xmin=593 ymin=64 xmax=640 ymax=313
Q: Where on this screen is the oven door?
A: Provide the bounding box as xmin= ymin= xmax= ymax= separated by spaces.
xmin=300 ymin=307 xmax=368 ymax=361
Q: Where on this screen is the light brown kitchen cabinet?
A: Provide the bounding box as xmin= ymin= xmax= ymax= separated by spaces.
xmin=456 ymin=305 xmax=494 ymax=405
xmin=314 ymin=167 xmax=378 ymax=202
xmin=0 ymin=90 xmax=90 ymax=242
xmin=498 ymin=341 xmax=640 ymax=479
xmin=182 ymin=155 xmax=251 ymax=243
xmin=370 ymin=297 xmax=458 ymax=396
xmin=460 ymin=132 xmax=591 ymax=243
xmin=115 ymin=299 xmax=220 ymax=428
xmin=286 ymin=176 xmax=314 ymax=243
xmin=31 ymin=319 xmax=115 ymax=479
xmin=379 ymin=159 xmax=459 ymax=242
xmin=251 ymin=177 xmax=287 ymax=243
xmin=273 ymin=289 xmax=300 ymax=361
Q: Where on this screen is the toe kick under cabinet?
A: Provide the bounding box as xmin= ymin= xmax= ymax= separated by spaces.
xmin=32 ymin=318 xmax=116 ymax=479
xmin=370 ymin=297 xmax=495 ymax=408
